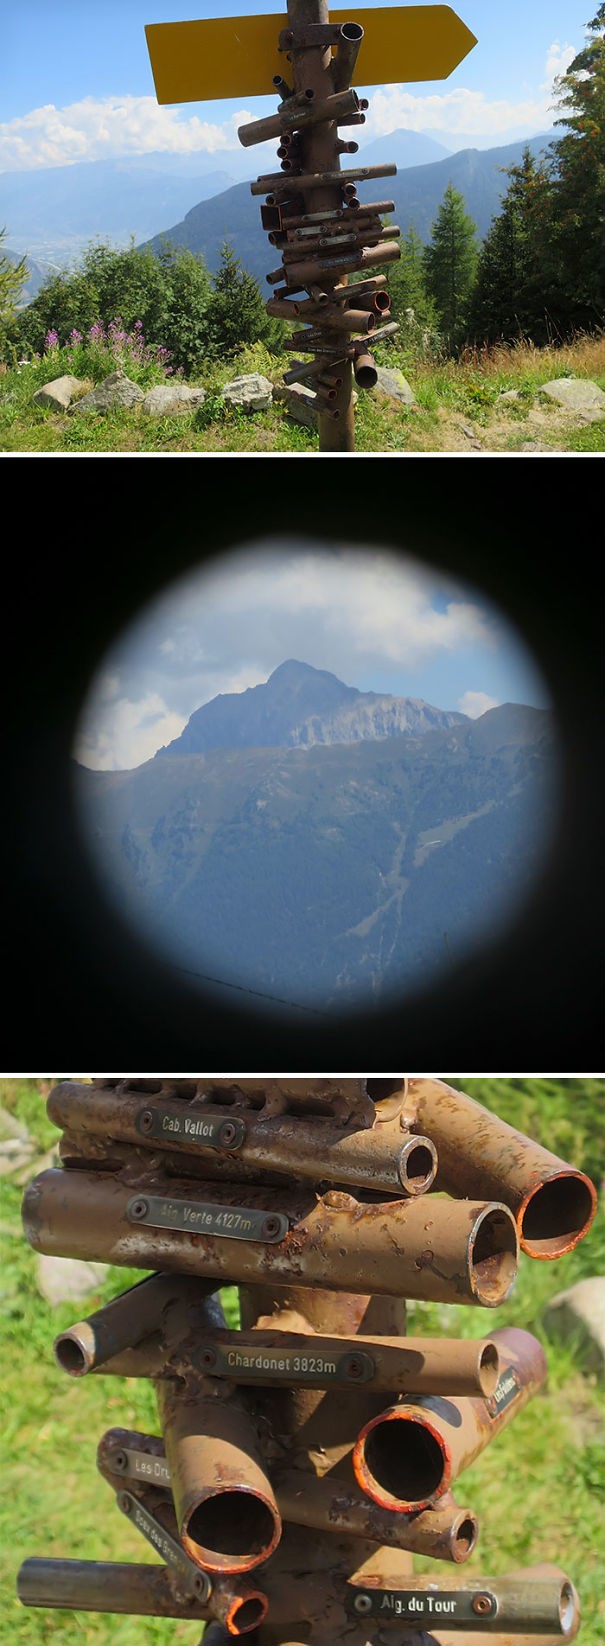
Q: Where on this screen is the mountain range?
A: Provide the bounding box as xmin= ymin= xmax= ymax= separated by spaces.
xmin=3 ymin=128 xmax=554 ymax=287
xmin=76 ymin=661 xmax=555 ymax=1017
xmin=140 ymin=133 xmax=553 ymax=284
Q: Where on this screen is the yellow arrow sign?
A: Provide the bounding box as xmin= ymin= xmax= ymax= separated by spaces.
xmin=145 ymin=6 xmax=477 ymax=104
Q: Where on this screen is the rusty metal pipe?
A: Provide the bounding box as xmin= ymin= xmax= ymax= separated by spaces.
xmin=49 ymin=1085 xmax=438 ymax=1196
xmin=405 ymin=1079 xmax=597 ymax=1259
xmin=282 ymin=355 xmax=346 ymax=385
xmin=188 ymin=1326 xmax=499 ymax=1397
xmin=352 ymin=349 xmax=377 ymax=387
xmin=346 ymin=1570 xmax=580 ymax=1634
xmin=52 ymin=1272 xmax=215 ymax=1375
xmin=273 ymin=74 xmax=293 ymax=99
xmin=97 ymin=1424 xmax=476 ymax=1565
xmin=349 ymin=291 xmax=391 ymax=313
xmin=289 ymin=306 xmax=377 ymax=333
xmin=239 ymin=88 xmax=359 ymax=146
xmin=155 ymin=1376 xmax=281 ymax=1574
xmin=274 ymin=1471 xmax=478 ymax=1563
xmin=17 ymin=1560 xmax=212 ymax=1620
xmin=330 ymin=274 xmax=388 ymax=302
xmin=251 ymin=163 xmax=397 ymax=194
xmin=23 ymin=1168 xmax=519 ymax=1305
xmin=283 ymin=242 xmax=400 ymax=284
xmin=332 ymin=21 xmax=364 ymax=91
xmin=352 ymin=1329 xmax=546 ymax=1513
xmin=430 ymin=1571 xmax=580 ymax=1645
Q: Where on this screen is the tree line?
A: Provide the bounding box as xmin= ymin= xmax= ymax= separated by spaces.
xmin=1 ymin=7 xmax=603 ymax=367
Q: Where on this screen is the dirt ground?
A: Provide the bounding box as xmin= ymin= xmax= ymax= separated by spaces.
xmin=424 ymin=400 xmax=604 ymax=453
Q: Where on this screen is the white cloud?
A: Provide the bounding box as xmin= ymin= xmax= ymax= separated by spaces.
xmin=0 ymin=95 xmax=243 ymax=171
xmin=458 ymin=690 xmax=500 ymax=718
xmin=361 ymin=84 xmax=557 ymax=142
xmin=77 ymin=691 xmax=186 ymax=771
xmin=543 ymin=41 xmax=577 ymax=88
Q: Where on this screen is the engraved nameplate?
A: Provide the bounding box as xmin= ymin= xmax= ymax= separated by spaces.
xmin=136 ymin=1103 xmax=245 ymax=1151
xmin=118 ymin=1491 xmax=211 ymax=1598
xmin=193 ymin=1343 xmax=375 ymax=1384
xmin=122 ymin=1448 xmax=171 ymax=1487
xmin=486 ymin=1366 xmax=521 ymax=1417
xmin=348 ymin=1588 xmax=497 ymax=1622
xmin=126 ymin=1193 xmax=288 ymax=1243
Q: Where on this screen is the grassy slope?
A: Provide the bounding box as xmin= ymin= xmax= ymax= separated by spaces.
xmin=1 ymin=333 xmax=604 ymax=452
xmin=0 ymin=1078 xmax=603 ymax=1646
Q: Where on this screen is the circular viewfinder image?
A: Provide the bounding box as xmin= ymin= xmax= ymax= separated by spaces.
xmin=73 ymin=537 xmax=559 ymax=1020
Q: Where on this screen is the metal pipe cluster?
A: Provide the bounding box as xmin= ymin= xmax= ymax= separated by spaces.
xmin=18 ymin=1075 xmax=595 ymax=1644
xmin=241 ymin=0 xmax=401 ymax=448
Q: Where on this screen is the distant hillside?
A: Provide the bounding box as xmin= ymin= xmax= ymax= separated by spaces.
xmin=140 ymin=135 xmax=553 ymax=284
xmin=77 ymin=695 xmax=555 ymax=1015
xmin=157 ymin=659 xmax=469 ymax=757
xmin=0 ymin=154 xmax=240 ymax=270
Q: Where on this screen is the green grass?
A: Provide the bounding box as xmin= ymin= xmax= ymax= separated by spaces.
xmin=1 ymin=1079 xmax=603 ymax=1645
xmin=2 ymin=331 xmax=604 ymax=452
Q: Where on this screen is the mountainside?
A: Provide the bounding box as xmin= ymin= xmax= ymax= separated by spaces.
xmin=156 ymin=659 xmax=469 ymax=757
xmin=141 ymin=135 xmax=553 ymax=283
xmin=77 ymin=697 xmax=556 ymax=1016
xmin=0 ymin=154 xmax=240 ymax=269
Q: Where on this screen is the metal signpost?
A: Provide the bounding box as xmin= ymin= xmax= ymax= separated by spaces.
xmin=145 ymin=5 xmax=477 ymax=450
xmin=16 ymin=1077 xmax=595 ymax=1642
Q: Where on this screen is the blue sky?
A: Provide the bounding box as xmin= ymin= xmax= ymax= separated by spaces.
xmin=75 ymin=537 xmax=550 ymax=770
xmin=1 ymin=0 xmax=591 ymax=171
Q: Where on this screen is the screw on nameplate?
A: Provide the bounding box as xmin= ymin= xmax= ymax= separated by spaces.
xmin=191 ymin=1343 xmax=376 ymax=1383
xmin=349 ymin=1589 xmax=497 ymax=1622
xmin=112 ymin=1448 xmax=171 ymax=1487
xmin=117 ymin=1492 xmax=211 ymax=1599
xmin=136 ymin=1104 xmax=246 ymax=1151
xmin=486 ymin=1367 xmax=521 ymax=1417
xmin=125 ymin=1195 xmax=288 ymax=1242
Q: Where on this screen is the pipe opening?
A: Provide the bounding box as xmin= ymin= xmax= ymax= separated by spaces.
xmin=453 ymin=1515 xmax=477 ymax=1558
xmin=520 ymin=1174 xmax=596 ymax=1257
xmin=559 ymin=1581 xmax=576 ymax=1634
xmin=228 ymin=1595 xmax=267 ymax=1634
xmin=186 ymin=1491 xmax=277 ymax=1563
xmin=470 ymin=1208 xmax=518 ymax=1303
xmin=478 ymin=1342 xmax=499 ymax=1396
xmin=54 ymin=1335 xmax=89 ymax=1375
xmin=341 ymin=22 xmax=364 ymax=39
xmin=362 ymin=1415 xmax=445 ymax=1505
xmin=399 ymin=1141 xmax=436 ymax=1192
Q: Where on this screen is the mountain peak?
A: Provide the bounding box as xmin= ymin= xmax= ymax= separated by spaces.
xmin=156 ymin=660 xmax=469 ymax=759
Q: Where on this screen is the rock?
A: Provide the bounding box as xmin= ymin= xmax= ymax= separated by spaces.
xmin=273 ymin=382 xmax=319 ymax=429
xmin=36 ymin=1254 xmax=109 ymax=1306
xmin=539 ymin=378 xmax=605 ymax=413
xmin=32 ymin=374 xmax=85 ymax=411
xmin=69 ymin=371 xmax=145 ymax=414
xmin=517 ymin=442 xmax=553 ymax=453
xmin=221 ymin=373 xmax=273 ymax=412
xmin=0 ymin=1103 xmax=30 ymax=1142
xmin=372 ymin=367 xmax=417 ymax=406
xmin=455 ymin=421 xmax=484 ymax=450
xmin=141 ymin=383 xmax=206 ymax=416
xmin=543 ymin=1276 xmax=605 ymax=1373
xmin=0 ymin=1137 xmax=35 ymax=1175
xmin=498 ymin=388 xmax=522 ymax=404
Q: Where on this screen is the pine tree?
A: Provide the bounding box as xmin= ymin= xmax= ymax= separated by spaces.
xmin=422 ymin=185 xmax=479 ymax=349
xmin=468 ymin=149 xmax=553 ymax=345
xmin=0 ymin=227 xmax=29 ymax=349
xmin=546 ymin=5 xmax=605 ymax=329
xmin=387 ymin=226 xmax=438 ymax=330
xmin=204 ymin=241 xmax=273 ymax=360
